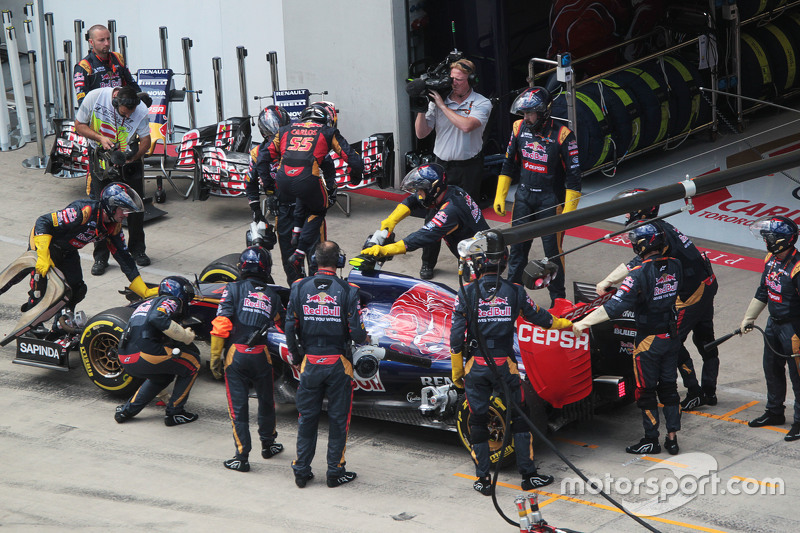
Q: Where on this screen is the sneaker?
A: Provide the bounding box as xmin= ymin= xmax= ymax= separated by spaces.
xmin=748 ymin=411 xmax=785 ymax=428
xmin=134 ymin=253 xmax=151 ymax=267
xmin=419 ymin=265 xmax=434 ymax=280
xmin=224 ymin=457 xmax=250 ymax=472
xmin=164 ymin=411 xmax=199 ymax=426
xmin=114 ymin=405 xmax=131 ymax=424
xmin=473 ymin=476 xmax=492 ymax=496
xmin=327 ymin=471 xmax=357 ymax=487
xmin=664 ymin=436 xmax=679 ymax=455
xmin=521 ymin=472 xmax=554 ymax=490
xmin=703 ymin=393 xmax=718 ymax=406
xmin=91 ymin=260 xmax=108 ymax=276
xmin=785 ymin=423 xmax=800 ymax=442
xmin=680 ymin=392 xmax=704 ymax=411
xmin=261 ymin=442 xmax=284 ymax=459
xmin=626 ymin=437 xmax=661 ymax=454
xmin=295 ymin=471 xmax=314 ymax=488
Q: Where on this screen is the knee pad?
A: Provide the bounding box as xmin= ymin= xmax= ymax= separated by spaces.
xmin=658 ymin=382 xmax=680 ymax=406
xmin=510 ymin=418 xmax=530 ymax=436
xmin=636 ymin=388 xmax=658 ymax=410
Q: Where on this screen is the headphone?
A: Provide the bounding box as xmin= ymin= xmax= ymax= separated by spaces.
xmin=111 ymin=90 xmax=140 ymax=111
xmin=453 ymin=59 xmax=478 ymax=87
xmin=311 ymin=251 xmax=347 ymax=269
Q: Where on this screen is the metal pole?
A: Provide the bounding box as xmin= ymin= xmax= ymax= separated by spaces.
xmin=159 ymin=26 xmax=172 ymax=141
xmin=236 ymin=46 xmax=248 ymax=117
xmin=182 ymin=37 xmax=196 ymax=129
xmin=118 ymin=35 xmax=128 ymax=65
xmin=0 ymin=57 xmax=11 ymax=150
xmin=44 ymin=12 xmax=61 ymax=118
xmin=22 ymin=50 xmax=47 ymax=168
xmin=212 ymin=57 xmax=224 ymax=122
xmin=23 ymin=17 xmax=49 ymax=134
xmin=73 ymin=19 xmax=83 ymax=60
xmin=108 ymin=19 xmax=116 ymax=51
xmin=63 ymin=40 xmax=75 ymax=116
xmin=267 ymin=50 xmax=280 ymax=93
xmin=2 ymin=10 xmax=12 ymax=31
xmin=57 ymin=59 xmax=72 ymax=120
xmin=5 ymin=25 xmax=32 ymax=141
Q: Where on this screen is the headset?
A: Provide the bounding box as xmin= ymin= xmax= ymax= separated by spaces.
xmin=452 ymin=59 xmax=478 ymax=87
xmin=111 ymin=89 xmax=141 ymax=111
xmin=311 ymin=250 xmax=347 ymax=269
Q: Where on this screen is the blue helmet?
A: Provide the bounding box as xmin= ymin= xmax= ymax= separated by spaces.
xmin=468 ymin=247 xmax=509 ymax=279
xmin=100 ymin=182 xmax=144 ymax=218
xmin=750 ymin=215 xmax=799 ymax=254
xmin=510 ymin=86 xmax=551 ymax=130
xmin=238 ymin=246 xmax=272 ymax=280
xmin=400 ymin=163 xmax=447 ymax=208
xmin=158 ymin=275 xmax=195 ymax=312
xmin=628 ymin=223 xmax=665 ymax=257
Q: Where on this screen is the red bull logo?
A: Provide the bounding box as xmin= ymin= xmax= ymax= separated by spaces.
xmin=248 ymin=291 xmax=270 ymax=301
xmin=306 ymin=292 xmax=337 ymax=305
xmin=383 ymin=284 xmax=455 ymax=360
xmin=656 ymin=273 xmax=677 ymax=284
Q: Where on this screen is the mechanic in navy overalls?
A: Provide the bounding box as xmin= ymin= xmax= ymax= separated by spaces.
xmin=450 ymin=248 xmax=572 ymax=495
xmin=574 ymin=223 xmax=683 ymax=455
xmin=285 ymin=241 xmax=367 ymax=488
xmin=739 ymin=215 xmax=800 ymax=441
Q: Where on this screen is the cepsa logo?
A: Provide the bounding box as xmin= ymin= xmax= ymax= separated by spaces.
xmin=518 ymin=324 xmax=589 ymax=350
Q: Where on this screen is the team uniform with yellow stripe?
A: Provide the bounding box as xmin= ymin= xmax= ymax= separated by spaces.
xmin=73 ymin=51 xmax=141 ymax=106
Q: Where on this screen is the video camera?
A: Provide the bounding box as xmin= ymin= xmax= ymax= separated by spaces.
xmin=406 ymin=50 xmax=465 ymax=113
xmin=89 ymin=134 xmax=141 ymax=182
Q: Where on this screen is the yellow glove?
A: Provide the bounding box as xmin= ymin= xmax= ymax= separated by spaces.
xmin=33 ymin=234 xmax=53 ymax=276
xmin=210 ymin=335 xmax=225 ymax=380
xmin=494 ymin=174 xmax=512 ymax=216
xmin=450 ymin=350 xmax=465 ymax=388
xmin=128 ymin=276 xmax=159 ymax=299
xmin=550 ymin=316 xmax=573 ymax=330
xmin=562 ymin=189 xmax=581 ymax=214
xmin=361 ymin=240 xmax=407 ymax=257
xmin=740 ymin=298 xmax=767 ymax=334
xmin=380 ymin=204 xmax=410 ymax=233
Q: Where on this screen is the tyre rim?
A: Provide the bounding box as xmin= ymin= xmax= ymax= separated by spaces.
xmin=88 ymin=331 xmax=122 ymax=378
xmin=487 ymin=407 xmax=507 ymax=453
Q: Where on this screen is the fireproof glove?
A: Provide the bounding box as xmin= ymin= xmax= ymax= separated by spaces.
xmin=596 ymin=263 xmax=629 ymax=296
xmin=380 ymin=203 xmax=411 ymax=232
xmin=550 ymin=316 xmax=573 ymax=330
xmin=572 ymin=306 xmax=610 ymax=337
xmin=740 ymin=298 xmax=767 ymax=334
xmin=450 ymin=350 xmax=465 ymax=389
xmin=210 ymin=335 xmax=225 ymax=380
xmin=129 ymin=276 xmax=159 ymax=299
xmin=250 ymin=201 xmax=266 ymax=223
xmin=164 ymin=320 xmax=195 ymax=345
xmin=562 ymin=189 xmax=581 ymax=214
xmin=33 ymin=234 xmax=53 ymax=276
xmin=494 ymin=174 xmax=512 ymax=216
xmin=361 ymin=240 xmax=407 ymax=257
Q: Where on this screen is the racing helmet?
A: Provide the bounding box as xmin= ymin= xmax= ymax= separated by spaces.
xmin=469 ymin=247 xmax=509 ymax=279
xmin=400 ymin=163 xmax=447 ymax=208
xmin=628 ymin=223 xmax=666 ymax=257
xmin=99 ymin=182 xmax=145 ymax=218
xmin=158 ymin=275 xmax=195 ymax=313
xmin=750 ymin=215 xmax=799 ymax=254
xmin=510 ymin=86 xmax=551 ymax=130
xmin=612 ymin=188 xmax=659 ymax=224
xmin=300 ymin=101 xmax=337 ymax=128
xmin=238 ymin=246 xmax=273 ymax=280
xmin=257 ymin=105 xmax=290 ymax=139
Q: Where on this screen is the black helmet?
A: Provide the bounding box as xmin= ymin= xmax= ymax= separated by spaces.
xmin=300 ymin=101 xmax=337 ymax=128
xmin=628 ymin=223 xmax=666 ymax=257
xmin=400 ymin=163 xmax=447 ymax=208
xmin=257 ymin=105 xmax=290 ymax=139
xmin=510 ymin=86 xmax=551 ymax=130
xmin=468 ymin=248 xmax=509 ymax=279
xmin=100 ymin=182 xmax=145 ymax=218
xmin=158 ymin=275 xmax=195 ymax=313
xmin=612 ymin=188 xmax=659 ymax=225
xmin=238 ymin=246 xmax=272 ymax=280
xmin=750 ymin=215 xmax=799 ymax=254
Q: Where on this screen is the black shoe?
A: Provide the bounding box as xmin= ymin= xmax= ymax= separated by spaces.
xmin=785 ymin=423 xmax=800 ymax=442
xmin=91 ymin=260 xmax=108 ymax=276
xmin=419 ymin=265 xmax=434 ymax=280
xmin=224 ymin=457 xmax=250 ymax=472
xmin=165 ymin=410 xmax=199 ymax=426
xmin=473 ymin=476 xmax=492 ymax=496
xmin=703 ymin=393 xmax=718 ymax=406
xmin=327 ymin=471 xmax=357 ymax=487
xmin=521 ymin=472 xmax=554 ymax=490
xmin=626 ymin=437 xmax=661 ymax=454
xmin=114 ymin=405 xmax=131 ymax=423
xmin=748 ymin=411 xmax=785 ymax=428
xmin=134 ymin=253 xmax=151 ymax=267
xmin=261 ymin=442 xmax=284 ymax=459
xmin=681 ymin=392 xmax=704 ymax=411
xmin=295 ymin=471 xmax=314 ymax=488
xmin=664 ymin=437 xmax=679 ymax=455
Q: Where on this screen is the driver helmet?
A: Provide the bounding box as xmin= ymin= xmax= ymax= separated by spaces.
xmin=257 ymin=105 xmax=290 ymax=139
xmin=99 ymin=182 xmax=145 ymax=218
xmin=749 ymin=215 xmax=799 ymax=254
xmin=510 ymin=86 xmax=551 ymax=131
xmin=300 ymin=101 xmax=337 ymax=128
xmin=400 ymin=163 xmax=447 ymax=208
xmin=238 ymin=246 xmax=273 ymax=280
xmin=628 ymin=223 xmax=666 ymax=258
xmin=158 ymin=275 xmax=195 ymax=313
xmin=612 ymin=188 xmax=660 ymax=225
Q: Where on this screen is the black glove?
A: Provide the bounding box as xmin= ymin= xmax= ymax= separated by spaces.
xmin=250 ymin=203 xmax=266 ymax=223
xmin=262 ymin=223 xmax=277 ymax=250
xmin=138 ymin=92 xmax=153 ymax=108
xmin=265 ymin=195 xmax=279 ymax=217
xmin=327 ymin=184 xmax=338 ymax=207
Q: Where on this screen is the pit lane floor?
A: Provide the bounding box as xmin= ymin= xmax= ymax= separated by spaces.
xmin=0 ymin=143 xmax=796 ymax=532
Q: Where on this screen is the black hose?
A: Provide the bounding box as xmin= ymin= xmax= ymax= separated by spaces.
xmin=705 ymin=325 xmax=800 ymax=359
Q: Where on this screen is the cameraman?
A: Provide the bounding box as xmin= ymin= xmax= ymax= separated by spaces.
xmin=413 ymin=58 xmax=492 ymax=280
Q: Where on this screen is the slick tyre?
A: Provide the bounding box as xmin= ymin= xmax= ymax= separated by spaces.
xmin=199 ymin=253 xmax=242 ymax=283
xmin=456 ymin=395 xmax=515 ymax=467
xmin=79 ymin=306 xmax=141 ymax=397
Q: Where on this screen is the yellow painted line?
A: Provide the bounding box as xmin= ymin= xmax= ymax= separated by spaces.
xmin=731 ymin=475 xmax=782 ymax=489
xmin=555 ymin=436 xmax=599 ymax=449
xmin=641 ymin=456 xmax=689 ymax=468
xmin=538 ymin=496 xmax=559 ymax=508
xmin=721 ymin=400 xmax=759 ymax=418
xmin=453 ymin=473 xmax=728 ymax=532
xmin=684 ymin=409 xmax=789 ymax=433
